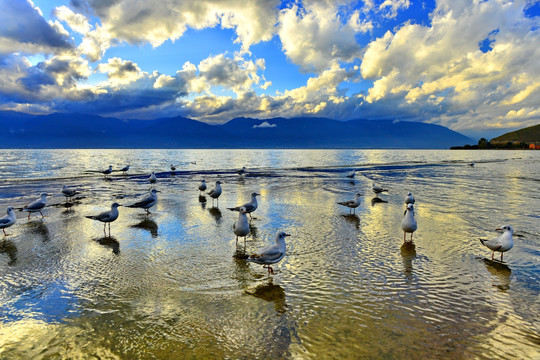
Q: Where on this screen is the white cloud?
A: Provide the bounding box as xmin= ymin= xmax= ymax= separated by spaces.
xmin=70 ymin=0 xmax=279 ymax=53
xmin=278 ymin=3 xmax=364 ymax=72
xmin=253 ymin=121 xmax=276 ymax=128
xmin=359 ymin=0 xmax=540 ymax=132
xmin=97 ymin=57 xmax=145 ymax=87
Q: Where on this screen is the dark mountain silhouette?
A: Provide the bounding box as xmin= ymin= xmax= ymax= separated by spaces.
xmin=0 ymin=112 xmax=472 ymax=148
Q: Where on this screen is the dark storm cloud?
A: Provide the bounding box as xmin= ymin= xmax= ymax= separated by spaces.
xmin=0 ymin=0 xmax=73 ymax=54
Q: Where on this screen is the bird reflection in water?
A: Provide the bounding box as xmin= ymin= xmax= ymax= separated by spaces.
xmin=28 ymin=222 xmax=51 ymax=243
xmin=400 ymin=241 xmax=417 ymax=274
xmin=94 ymin=236 xmax=120 ymax=255
xmin=208 ymin=207 xmax=222 ymax=224
xmin=482 ymin=258 xmax=511 ymax=291
xmin=130 ymin=218 xmax=158 ymax=238
xmin=371 ymin=196 xmax=388 ymax=206
xmin=0 ymin=239 xmax=17 ymax=266
xmin=245 ymin=280 xmax=288 ymax=314
xmin=341 ymin=214 xmax=360 ymax=229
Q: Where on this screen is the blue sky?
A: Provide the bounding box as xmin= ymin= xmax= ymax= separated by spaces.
xmin=0 ymin=0 xmax=539 ymax=138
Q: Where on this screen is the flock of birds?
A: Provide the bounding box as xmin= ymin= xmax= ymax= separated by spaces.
xmin=0 ymin=164 xmax=515 ymax=274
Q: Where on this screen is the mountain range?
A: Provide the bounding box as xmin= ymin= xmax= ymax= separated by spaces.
xmin=0 ymin=111 xmax=472 ymax=149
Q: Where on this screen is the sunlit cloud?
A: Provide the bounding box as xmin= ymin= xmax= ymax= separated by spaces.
xmin=1 ymin=0 xmax=539 ymax=136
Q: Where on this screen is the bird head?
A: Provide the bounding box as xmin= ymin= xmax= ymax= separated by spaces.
xmin=277 ymin=231 xmax=291 ymax=240
xmin=496 ymin=225 xmax=513 ymax=234
xmin=252 ymin=192 xmax=260 ymax=197
xmin=7 ymin=206 xmax=14 ymax=212
xmin=112 ymin=203 xmax=122 ymax=208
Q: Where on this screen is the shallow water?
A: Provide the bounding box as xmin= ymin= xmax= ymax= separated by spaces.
xmin=0 ymin=149 xmax=539 ymax=359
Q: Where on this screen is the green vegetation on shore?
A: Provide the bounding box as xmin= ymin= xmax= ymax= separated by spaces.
xmin=451 ymin=123 xmax=540 ymax=149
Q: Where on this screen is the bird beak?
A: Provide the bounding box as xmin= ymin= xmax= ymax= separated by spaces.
xmin=495 ymin=228 xmax=502 ymax=231
xmin=285 ymin=234 xmax=292 ymax=237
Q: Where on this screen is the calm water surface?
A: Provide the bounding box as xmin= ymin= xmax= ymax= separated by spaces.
xmin=0 ymin=149 xmax=539 ymax=359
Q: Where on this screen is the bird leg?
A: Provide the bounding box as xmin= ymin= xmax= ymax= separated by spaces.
xmin=403 ymin=232 xmax=406 ymax=241
xmin=40 ymin=211 xmax=44 ymax=218
xmin=28 ymin=213 xmax=31 ymax=220
xmin=491 ymin=251 xmax=495 ymax=261
xmin=501 ymin=253 xmax=503 ymax=262
xmin=2 ymin=229 xmax=8 ymax=236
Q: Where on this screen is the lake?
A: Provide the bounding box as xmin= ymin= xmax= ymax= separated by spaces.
xmin=0 ymin=149 xmax=539 ymax=359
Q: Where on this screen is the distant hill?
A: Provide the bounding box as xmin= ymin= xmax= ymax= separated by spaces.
xmin=0 ymin=111 xmax=472 ymax=149
xmin=491 ymin=123 xmax=540 ymax=144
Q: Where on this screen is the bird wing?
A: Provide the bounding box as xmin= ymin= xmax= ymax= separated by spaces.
xmin=0 ymin=217 xmax=11 ymax=225
xmin=24 ymin=199 xmax=44 ymax=210
xmin=338 ymin=200 xmax=353 ymax=206
xmin=128 ymin=195 xmax=154 ymax=208
xmin=481 ymin=237 xmax=503 ymax=251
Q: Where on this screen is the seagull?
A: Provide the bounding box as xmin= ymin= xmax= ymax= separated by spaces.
xmin=101 ymin=165 xmax=113 ymax=177
xmin=337 ymin=192 xmax=362 ymax=214
xmin=247 ymin=231 xmax=291 ymax=275
xmin=233 ymin=206 xmax=250 ymax=246
xmin=119 ymin=165 xmax=130 ymax=174
xmin=346 ymin=170 xmax=356 ymax=179
xmin=372 ymin=182 xmax=388 ymax=194
xmin=207 ymin=181 xmax=222 ymax=206
xmin=404 ymin=192 xmax=415 ymax=204
xmin=198 ymin=179 xmax=207 ymax=194
xmin=22 ymin=193 xmax=50 ymax=219
xmin=149 ymin=172 xmax=157 ymax=185
xmin=127 ymin=189 xmax=159 ymax=214
xmin=227 ymin=192 xmax=260 ymax=219
xmin=0 ymin=207 xmax=16 ymax=236
xmin=480 ymin=225 xmax=514 ymax=261
xmin=170 ymin=164 xmax=176 ymax=172
xmin=469 ymin=161 xmax=475 ymax=167
xmin=237 ymin=166 xmax=246 ymax=176
xmin=86 ymin=202 xmax=121 ymax=236
xmin=401 ymin=203 xmax=417 ymax=241
xmin=61 ymin=185 xmax=79 ymax=201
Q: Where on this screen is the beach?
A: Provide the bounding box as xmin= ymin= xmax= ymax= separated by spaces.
xmin=0 ymin=149 xmax=539 ymax=359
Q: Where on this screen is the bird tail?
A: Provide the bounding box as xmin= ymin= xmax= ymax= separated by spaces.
xmin=227 ymin=207 xmax=239 ymax=211
xmin=479 ymin=239 xmax=486 ymax=245
xmin=85 ymin=215 xmax=96 ymax=220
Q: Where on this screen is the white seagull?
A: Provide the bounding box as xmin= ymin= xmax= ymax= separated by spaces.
xmin=480 ymin=225 xmax=514 ymax=261
xmin=233 ymin=207 xmax=250 ymax=246
xmin=22 ymin=193 xmax=50 ymax=219
xmin=86 ymin=202 xmax=121 ymax=235
xmin=127 ymin=189 xmax=159 ymax=214
xmin=404 ymin=192 xmax=415 ymax=204
xmin=401 ymin=203 xmax=417 ymax=241
xmin=237 ymin=166 xmax=246 ymax=176
xmin=207 ymin=181 xmax=222 ymax=206
xmin=346 ymin=170 xmax=356 ymax=179
xmin=0 ymin=207 xmax=16 ymax=236
xmin=198 ymin=179 xmax=207 ymax=194
xmin=372 ymin=182 xmax=388 ymax=194
xmin=61 ymin=185 xmax=79 ymax=201
xmin=337 ymin=192 xmax=362 ymax=214
xmin=149 ymin=172 xmax=157 ymax=185
xmin=119 ymin=165 xmax=130 ymax=174
xmin=101 ymin=165 xmax=113 ymax=177
xmin=227 ymin=192 xmax=260 ymax=219
xmin=247 ymin=231 xmax=291 ymax=275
